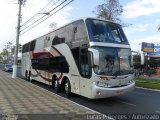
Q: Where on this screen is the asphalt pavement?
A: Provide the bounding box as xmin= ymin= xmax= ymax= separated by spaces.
xmin=53 ymin=87 xmax=160 ymax=114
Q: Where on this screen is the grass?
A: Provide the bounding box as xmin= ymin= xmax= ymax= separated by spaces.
xmin=134 ymin=78 xmax=160 ymax=90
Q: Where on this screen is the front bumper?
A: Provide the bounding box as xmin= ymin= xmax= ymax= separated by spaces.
xmin=91 ymin=82 xmax=135 ymax=99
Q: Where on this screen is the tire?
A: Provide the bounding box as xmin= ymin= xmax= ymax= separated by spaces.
xmin=54 ymin=77 xmax=61 ymax=93
xmin=25 ymin=71 xmax=28 ymax=80
xmin=65 ymin=78 xmax=73 ymax=97
xmin=51 ymin=77 xmax=55 ymax=89
xmin=28 ymin=71 xmax=32 ymax=82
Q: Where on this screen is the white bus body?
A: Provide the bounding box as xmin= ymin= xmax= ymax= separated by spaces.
xmin=22 ymin=18 xmax=135 ymax=99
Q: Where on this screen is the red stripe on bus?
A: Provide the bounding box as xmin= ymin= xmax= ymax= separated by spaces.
xmin=51 ymin=46 xmax=63 ymax=56
xmin=57 ymin=73 xmax=63 ymax=80
xmin=35 ymin=69 xmax=63 ymax=82
xmin=39 ymin=74 xmax=52 ymax=82
xmin=32 ymin=52 xmax=53 ymax=58
xmin=35 ymin=69 xmax=52 ymax=82
xmin=32 ymin=47 xmax=63 ymax=82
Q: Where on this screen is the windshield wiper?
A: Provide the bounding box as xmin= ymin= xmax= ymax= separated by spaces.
xmin=112 ymin=71 xmax=120 ymax=76
xmin=99 ymin=71 xmax=112 ymax=76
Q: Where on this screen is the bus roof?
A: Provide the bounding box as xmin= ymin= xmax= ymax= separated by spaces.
xmin=22 ymin=17 xmax=121 ymax=46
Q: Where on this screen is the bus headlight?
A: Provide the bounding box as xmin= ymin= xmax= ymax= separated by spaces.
xmin=96 ymin=81 xmax=109 ymax=87
xmin=128 ymin=79 xmax=134 ymax=84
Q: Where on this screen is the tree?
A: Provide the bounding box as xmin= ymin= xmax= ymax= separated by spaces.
xmin=0 ymin=48 xmax=9 ymax=58
xmin=93 ymin=0 xmax=123 ymax=24
xmin=133 ymin=54 xmax=141 ymax=66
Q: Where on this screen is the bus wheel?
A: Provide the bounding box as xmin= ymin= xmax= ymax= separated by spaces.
xmin=54 ymin=78 xmax=61 ymax=93
xmin=25 ymin=71 xmax=28 ymax=80
xmin=51 ymin=80 xmax=55 ymax=89
xmin=65 ymin=78 xmax=73 ymax=97
xmin=28 ymin=71 xmax=32 ymax=82
xmin=51 ymin=76 xmax=56 ymax=89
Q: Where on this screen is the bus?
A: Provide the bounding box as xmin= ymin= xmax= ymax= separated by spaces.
xmin=21 ymin=17 xmax=135 ymax=99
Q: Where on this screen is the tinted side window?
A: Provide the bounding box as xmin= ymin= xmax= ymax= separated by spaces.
xmin=30 ymin=40 xmax=36 ymax=51
xmin=22 ymin=45 xmax=26 ymax=53
xmin=31 ymin=56 xmax=69 ymax=73
xmin=52 ymin=36 xmax=65 ymax=45
xmin=52 ymin=28 xmax=66 ymax=45
xmin=22 ymin=43 xmax=30 ymax=53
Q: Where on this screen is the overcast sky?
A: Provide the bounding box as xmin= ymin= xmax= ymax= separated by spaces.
xmin=0 ymin=0 xmax=160 ymax=53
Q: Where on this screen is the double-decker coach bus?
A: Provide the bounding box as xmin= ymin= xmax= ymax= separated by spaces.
xmin=22 ymin=17 xmax=135 ymax=99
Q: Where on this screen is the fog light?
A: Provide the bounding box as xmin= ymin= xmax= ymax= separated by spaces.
xmin=129 ymin=80 xmax=134 ymax=83
xmin=97 ymin=81 xmax=106 ymax=87
xmin=96 ymin=91 xmax=101 ymax=96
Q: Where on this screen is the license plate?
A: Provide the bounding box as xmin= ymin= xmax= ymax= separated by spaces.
xmin=116 ymin=90 xmax=124 ymax=94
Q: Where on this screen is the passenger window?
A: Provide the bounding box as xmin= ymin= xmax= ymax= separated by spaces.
xmin=52 ymin=36 xmax=65 ymax=45
xmin=71 ymin=47 xmax=91 ymax=78
xmin=71 ymin=48 xmax=80 ymax=69
xmin=80 ymin=48 xmax=91 ymax=78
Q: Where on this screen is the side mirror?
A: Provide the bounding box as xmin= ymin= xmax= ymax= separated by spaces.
xmin=130 ymin=55 xmax=133 ymax=67
xmin=88 ymin=48 xmax=99 ymax=66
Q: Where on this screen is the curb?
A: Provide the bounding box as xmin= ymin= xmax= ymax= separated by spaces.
xmin=136 ymin=87 xmax=160 ymax=92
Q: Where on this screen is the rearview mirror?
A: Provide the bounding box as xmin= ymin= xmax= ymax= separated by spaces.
xmin=88 ymin=48 xmax=99 ymax=66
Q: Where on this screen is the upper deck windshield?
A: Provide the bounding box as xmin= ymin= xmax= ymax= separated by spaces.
xmin=86 ymin=19 xmax=129 ymax=44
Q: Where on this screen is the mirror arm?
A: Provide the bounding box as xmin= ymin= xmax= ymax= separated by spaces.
xmin=88 ymin=48 xmax=99 ymax=66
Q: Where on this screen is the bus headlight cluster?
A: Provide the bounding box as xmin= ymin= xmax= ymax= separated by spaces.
xmin=96 ymin=81 xmax=109 ymax=87
xmin=129 ymin=79 xmax=134 ymax=83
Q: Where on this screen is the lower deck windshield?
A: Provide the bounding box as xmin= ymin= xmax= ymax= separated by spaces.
xmin=93 ymin=47 xmax=133 ymax=76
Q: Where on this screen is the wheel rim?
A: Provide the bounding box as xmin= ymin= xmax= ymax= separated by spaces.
xmin=52 ymin=80 xmax=55 ymax=89
xmin=55 ymin=80 xmax=58 ymax=89
xmin=28 ymin=73 xmax=30 ymax=81
xmin=25 ymin=72 xmax=28 ymax=80
xmin=65 ymin=82 xmax=69 ymax=94
xmin=29 ymin=73 xmax=32 ymax=82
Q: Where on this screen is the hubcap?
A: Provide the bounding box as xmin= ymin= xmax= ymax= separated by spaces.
xmin=29 ymin=75 xmax=32 ymax=82
xmin=65 ymin=82 xmax=69 ymax=93
xmin=25 ymin=73 xmax=28 ymax=79
xmin=55 ymin=80 xmax=58 ymax=88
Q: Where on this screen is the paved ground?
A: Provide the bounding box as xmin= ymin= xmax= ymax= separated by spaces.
xmin=0 ymin=70 xmax=107 ymax=120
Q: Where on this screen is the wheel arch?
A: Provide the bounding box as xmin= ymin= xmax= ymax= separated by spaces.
xmin=52 ymin=74 xmax=57 ymax=81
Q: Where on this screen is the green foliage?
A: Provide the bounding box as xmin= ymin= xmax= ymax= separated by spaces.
xmin=135 ymin=78 xmax=160 ymax=90
xmin=0 ymin=48 xmax=9 ymax=57
xmin=133 ymin=54 xmax=143 ymax=69
xmin=133 ymin=53 xmax=159 ymax=69
xmin=133 ymin=54 xmax=141 ymax=64
xmin=93 ymin=0 xmax=123 ymax=24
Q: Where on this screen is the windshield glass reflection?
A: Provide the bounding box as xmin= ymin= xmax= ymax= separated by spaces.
xmin=93 ymin=47 xmax=133 ymax=76
xmin=86 ymin=19 xmax=129 ymax=44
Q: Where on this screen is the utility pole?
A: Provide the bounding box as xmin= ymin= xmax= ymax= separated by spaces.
xmin=12 ymin=0 xmax=23 ymax=78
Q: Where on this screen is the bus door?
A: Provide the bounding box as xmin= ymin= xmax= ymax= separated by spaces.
xmin=70 ymin=47 xmax=80 ymax=95
xmin=79 ymin=47 xmax=92 ymax=97
xmin=70 ymin=73 xmax=80 ymax=95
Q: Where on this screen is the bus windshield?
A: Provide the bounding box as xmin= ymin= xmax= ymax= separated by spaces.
xmin=93 ymin=47 xmax=133 ymax=76
xmin=86 ymin=19 xmax=129 ymax=44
